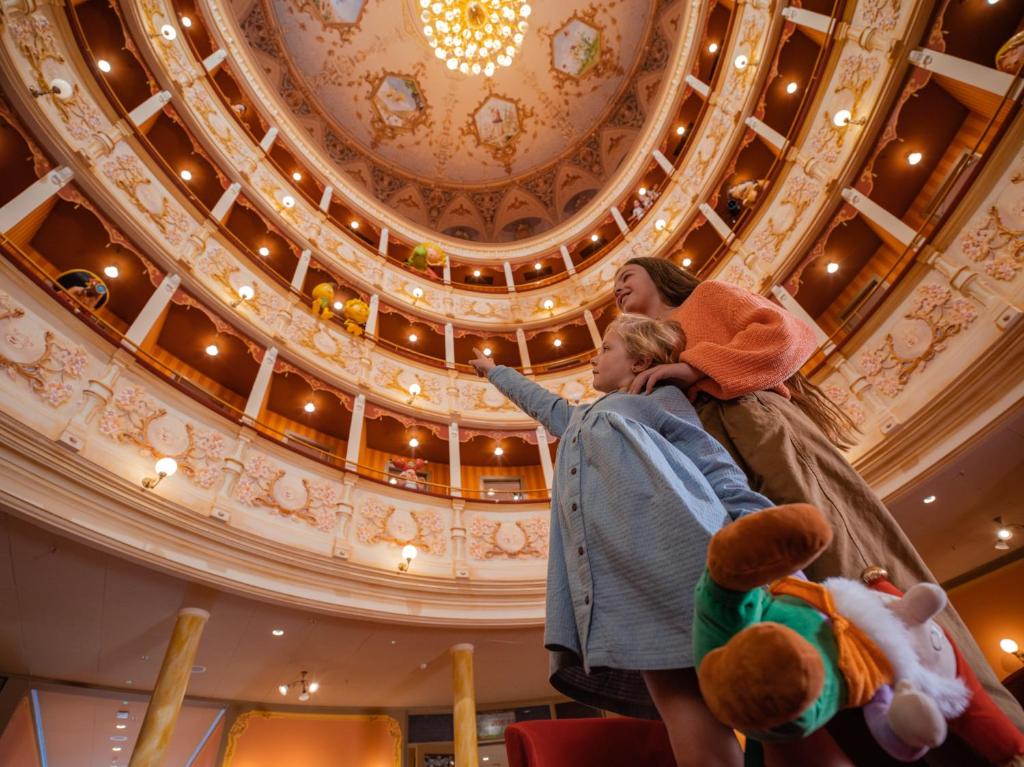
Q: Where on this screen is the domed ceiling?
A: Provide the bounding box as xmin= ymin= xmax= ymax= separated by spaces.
xmin=231 ymin=0 xmax=684 ymax=241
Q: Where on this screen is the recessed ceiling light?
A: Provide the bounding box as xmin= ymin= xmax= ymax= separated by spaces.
xmin=682 ymin=257 xmax=692 ymax=268
xmin=258 ymin=246 xmax=270 ymax=257
xmin=390 ymin=639 xmax=397 ymax=645
xmin=923 ymin=495 xmax=936 ymax=504
xmin=205 ymin=344 xmax=219 ymax=357
xmin=997 ymin=527 xmax=1012 ymax=541
xmin=987 ymin=0 xmax=998 ymax=5
xmin=389 ymin=477 xmax=397 ymax=485
xmin=482 ymin=347 xmax=492 ymax=357
xmin=115 ymin=724 xmax=127 ymax=730
xmin=97 ymin=59 xmax=112 ymax=73
xmin=826 ymin=261 xmax=839 ymax=274
xmin=292 ymin=171 xmax=302 ymax=181
xmin=115 ymin=711 xmax=129 ymax=720
xmin=590 ymin=233 xmax=599 ymax=242
xmin=350 ymin=220 xmax=359 ymax=229
xmin=272 ymin=629 xmax=284 ymax=636
xmin=304 ymin=401 xmax=316 ymax=413
xmin=473 ymin=269 xmax=482 ymax=277
xmin=180 ymin=15 xmax=192 ymax=27
xmin=707 ymin=42 xmax=718 ymax=54
xmin=408 ymin=333 xmax=418 ymax=343
xmin=408 ymin=438 xmax=419 ymax=448
xmin=676 ymin=125 xmax=685 ymax=136
xmin=333 ymin=300 xmax=343 ymax=311
xmin=103 ymin=265 xmax=119 ymax=279
xmin=494 ymin=446 xmax=504 ymax=456
xmin=553 ymin=338 xmax=562 ymax=347
xmin=534 ymin=262 xmax=542 ymax=270
xmin=180 ymin=169 xmax=192 ymax=181
xmin=112 ymin=747 xmax=122 ymax=752
xmin=907 ymin=151 xmax=923 ymax=166
xmin=639 ymin=186 xmax=647 ymax=196
xmin=125 ymin=680 xmax=133 ymax=685
xmin=191 ymin=665 xmax=206 ymax=674
xmin=786 ymin=81 xmax=798 ymax=94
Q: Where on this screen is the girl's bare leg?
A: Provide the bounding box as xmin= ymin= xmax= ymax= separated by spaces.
xmin=642 ymin=668 xmax=743 ymax=767
xmin=763 ymin=729 xmax=854 ymax=767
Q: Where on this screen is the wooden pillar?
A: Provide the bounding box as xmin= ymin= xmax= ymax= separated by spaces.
xmin=451 ymin=644 xmax=479 ymax=767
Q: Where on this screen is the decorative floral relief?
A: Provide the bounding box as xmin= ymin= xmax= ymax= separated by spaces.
xmin=468 ymin=516 xmax=548 ymax=560
xmin=822 ymin=383 xmax=867 ymax=427
xmin=857 ymin=283 xmax=978 ymax=398
xmin=286 ymin=311 xmax=364 ymax=379
xmin=233 ymin=453 xmax=341 ymax=532
xmin=747 ymin=171 xmax=821 ymax=266
xmin=98 ymin=152 xmax=193 ymax=246
xmin=855 ymin=0 xmax=901 ymax=33
xmin=721 ymin=264 xmax=757 ymax=292
xmin=807 ymin=54 xmax=881 ymax=165
xmin=959 ymin=207 xmax=1023 ymax=282
xmin=0 ymin=292 xmax=87 ymax=407
xmin=356 ymin=499 xmax=446 ymax=555
xmin=97 ymin=384 xmax=226 ymax=489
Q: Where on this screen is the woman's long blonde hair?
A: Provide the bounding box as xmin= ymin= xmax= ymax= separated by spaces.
xmin=606 ymin=314 xmax=686 ymax=368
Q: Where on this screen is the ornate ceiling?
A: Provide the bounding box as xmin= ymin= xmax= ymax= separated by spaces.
xmin=230 ymin=0 xmax=683 ymax=241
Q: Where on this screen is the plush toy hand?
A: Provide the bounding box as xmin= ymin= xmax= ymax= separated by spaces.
xmin=628 ymin=362 xmax=700 ymax=395
xmin=469 ymin=348 xmax=496 ymax=377
xmin=888 ymin=680 xmax=947 ymax=749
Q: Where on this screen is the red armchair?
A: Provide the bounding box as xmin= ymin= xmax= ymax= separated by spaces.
xmin=504 ymin=718 xmax=675 ymax=767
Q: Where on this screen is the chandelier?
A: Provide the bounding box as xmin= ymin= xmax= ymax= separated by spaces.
xmin=420 ymin=0 xmax=532 ymax=77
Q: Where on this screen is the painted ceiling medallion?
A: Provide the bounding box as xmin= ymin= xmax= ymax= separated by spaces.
xmin=550 ymin=9 xmax=622 ymax=86
xmin=465 ymin=94 xmax=534 ymax=173
xmin=295 ymin=0 xmax=367 ymax=29
xmin=367 ymin=71 xmax=430 ymax=146
xmin=420 ymin=0 xmax=532 ymax=76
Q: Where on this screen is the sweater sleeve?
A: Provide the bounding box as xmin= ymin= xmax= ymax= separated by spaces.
xmin=675 ymin=281 xmax=818 ymax=400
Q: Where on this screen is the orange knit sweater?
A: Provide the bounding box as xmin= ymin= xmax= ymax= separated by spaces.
xmin=670 ymin=280 xmax=818 ymax=401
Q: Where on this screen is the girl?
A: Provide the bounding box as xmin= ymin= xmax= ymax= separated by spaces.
xmin=612 ymin=257 xmax=1024 ymax=752
xmin=470 ymin=314 xmax=774 ymax=767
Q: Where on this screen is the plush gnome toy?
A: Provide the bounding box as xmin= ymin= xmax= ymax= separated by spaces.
xmin=693 ymin=504 xmax=1024 ymax=765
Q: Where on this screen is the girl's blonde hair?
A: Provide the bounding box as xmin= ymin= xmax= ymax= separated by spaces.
xmin=606 ymin=314 xmax=686 ymax=366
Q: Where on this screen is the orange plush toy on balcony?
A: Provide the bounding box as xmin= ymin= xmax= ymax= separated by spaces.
xmin=310 ymin=283 xmax=335 ymax=320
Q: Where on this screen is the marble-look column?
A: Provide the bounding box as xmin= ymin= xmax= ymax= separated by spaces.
xmin=319 ymin=186 xmax=333 ymax=212
xmin=259 ymin=127 xmax=278 ymax=153
xmin=841 ymin=188 xmax=918 ymax=248
xmin=345 ymin=394 xmax=366 ymax=472
xmin=291 ymin=249 xmax=311 ymax=293
xmin=559 ymin=245 xmax=576 ymax=275
xmin=516 ymin=328 xmax=532 ymax=374
xmin=378 ymin=227 xmax=389 ymax=256
xmin=242 ymin=347 xmax=277 ymax=424
xmin=503 ymin=262 xmax=516 ymax=293
xmin=583 ymin=309 xmax=602 ymax=350
xmin=451 ymin=643 xmax=479 ymax=767
xmin=448 ymin=422 xmax=462 ymax=498
xmin=128 ymin=91 xmax=172 ymax=131
xmin=780 ymin=6 xmax=835 ymax=34
xmin=908 ymin=49 xmax=1019 ymax=97
xmin=444 ymin=323 xmax=455 ymax=369
xmin=684 ymin=74 xmax=710 ymax=99
xmin=123 ymin=274 xmax=181 ymax=351
xmin=611 ymin=207 xmax=629 ymax=235
xmin=536 ymin=426 xmax=554 ymax=491
xmin=364 ymin=294 xmax=380 ymax=338
xmin=128 ymin=608 xmax=210 ymax=767
xmin=0 ymin=167 xmax=73 ymax=234
xmin=652 ymin=149 xmax=674 ymax=175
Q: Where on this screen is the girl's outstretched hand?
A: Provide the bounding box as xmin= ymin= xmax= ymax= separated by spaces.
xmin=469 ymin=348 xmax=497 ymax=377
xmin=629 ymin=362 xmax=699 ymax=395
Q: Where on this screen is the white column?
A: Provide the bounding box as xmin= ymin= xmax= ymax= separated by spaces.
xmin=698 ymin=202 xmax=733 ymax=241
xmin=583 ymin=309 xmax=602 ymax=349
xmin=503 ymin=262 xmax=516 ymax=293
xmin=209 ymin=182 xmax=241 ymax=223
xmin=443 ymin=261 xmax=452 ymax=285
xmin=378 ymin=227 xmax=389 ymax=256
xmin=559 ymin=245 xmax=576 ymax=275
xmin=685 ymin=74 xmax=710 ymax=99
xmin=448 ymin=422 xmax=462 ymax=498
xmin=319 ymin=185 xmax=333 ymax=212
xmin=202 ymin=49 xmax=227 ymax=73
xmin=536 ymin=426 xmax=553 ymax=491
xmin=653 ymin=149 xmax=674 ymax=175
xmin=908 ymin=49 xmax=1019 ymax=98
xmin=0 ymin=166 xmax=73 ymax=234
xmin=128 ymin=90 xmax=171 ymax=129
xmin=610 ymin=207 xmax=629 ymax=235
xmin=516 ymin=328 xmax=532 ymax=374
xmin=292 ymin=249 xmax=311 ymax=292
xmin=345 ymin=394 xmax=365 ymax=471
xmin=744 ymin=116 xmax=788 ymax=153
xmin=780 ymin=6 xmax=836 ymax=34
xmin=364 ymin=294 xmax=380 ymax=337
xmin=259 ymin=127 xmax=278 ymax=153
xmin=123 ymin=274 xmax=180 ymax=350
xmin=444 ymin=322 xmax=455 ymax=369
xmin=770 ymin=285 xmax=832 ymax=351
xmin=841 ymin=188 xmax=918 ymax=247
xmin=242 ymin=347 xmax=277 ymax=424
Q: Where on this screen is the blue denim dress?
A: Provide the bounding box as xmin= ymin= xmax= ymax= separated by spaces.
xmin=488 ymin=366 xmax=771 ymax=717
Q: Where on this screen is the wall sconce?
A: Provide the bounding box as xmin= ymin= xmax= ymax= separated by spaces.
xmin=157 ymin=24 xmax=177 ymax=41
xmin=281 ymin=194 xmax=296 ymax=209
xmin=278 ymin=671 xmax=319 ymax=701
xmin=832 ymin=109 xmax=866 ymax=127
xmin=994 ymin=516 xmax=1023 ymax=550
xmin=1000 ymin=638 xmax=1024 ymax=664
xmin=398 ymin=544 xmax=418 ymax=572
xmin=654 ymin=218 xmax=667 ymax=231
xmin=541 ymin=297 xmax=555 ymax=317
xmin=142 ymin=457 xmax=178 ymax=489
xmin=733 ymin=54 xmax=749 ymax=70
xmin=231 ymin=284 xmax=254 ymax=307
xmin=411 ymin=287 xmax=424 ymax=305
xmin=30 ymin=79 xmax=73 ymax=100
xmin=407 ymin=382 xmax=421 ymax=403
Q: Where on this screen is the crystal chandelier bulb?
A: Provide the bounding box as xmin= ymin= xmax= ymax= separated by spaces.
xmin=424 ymin=0 xmax=530 ymax=76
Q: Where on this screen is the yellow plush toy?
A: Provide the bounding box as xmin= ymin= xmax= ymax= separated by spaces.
xmin=342 ymin=297 xmax=369 ymax=336
xmin=310 ymin=283 xmax=335 ymax=320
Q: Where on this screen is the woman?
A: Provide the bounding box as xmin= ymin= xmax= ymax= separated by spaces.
xmin=613 ymin=257 xmax=1024 ymax=752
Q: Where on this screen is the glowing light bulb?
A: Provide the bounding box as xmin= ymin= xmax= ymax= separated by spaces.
xmin=180 ymin=15 xmax=192 ymax=27
xmin=833 ymin=109 xmax=853 ymax=127
xmin=707 ymin=42 xmax=718 ymax=54
xmin=408 ymin=437 xmax=420 ymax=448
xmin=402 ymin=544 xmax=418 ymax=561
xmin=272 ymin=629 xmax=285 ymax=636
xmin=412 ymin=287 xmax=424 ymax=299
xmin=494 ymin=446 xmax=504 ymax=456
xmin=923 ymin=495 xmax=936 ymax=504
xmin=676 ymin=125 xmax=685 ymax=136
xmin=482 ymin=347 xmax=492 ymax=357
xmin=542 ymin=298 xmax=555 ymax=311
xmin=473 ymin=269 xmax=482 ymax=277
xmin=308 ymin=681 xmax=320 ymax=693
xmin=103 ymin=265 xmax=119 ymax=279
xmin=654 ymin=219 xmax=667 ymax=231
xmin=154 ymin=457 xmax=178 ymax=477
xmin=1000 ymin=638 xmax=1019 ymax=654
xmin=281 ymin=195 xmax=296 ymax=208
xmin=553 ymin=338 xmax=562 ymax=347
xmin=97 ymin=59 xmax=112 ymax=73
xmin=159 ymin=24 xmax=177 ymax=40
xmin=826 ymin=261 xmax=839 ymax=274
xmin=590 ymin=233 xmax=600 ymax=242
xmin=258 ymin=246 xmax=270 ymax=257
xmin=408 ymin=333 xmax=418 ymax=343
xmin=997 ymin=527 xmax=1012 ymax=541
xmin=350 ymin=220 xmax=360 ymax=229
xmin=907 ymin=152 xmax=922 ymax=166
xmin=734 ymin=54 xmax=749 ymax=70
xmin=682 ymin=257 xmax=692 ymax=268
xmin=278 ymin=684 xmax=288 ymax=696
xmin=333 ymin=301 xmax=343 ymax=311
xmin=179 ymin=169 xmax=192 ymax=181
xmin=205 ymin=344 xmax=219 ymax=356
xmin=303 ymin=401 xmax=316 ymax=413
xmin=639 ymin=187 xmax=647 ymax=196
xmin=237 ymin=285 xmax=254 ymax=301
xmin=786 ymin=81 xmax=798 ymax=94
xmin=292 ymin=171 xmax=302 ymax=181
xmin=534 ymin=262 xmax=543 ymax=270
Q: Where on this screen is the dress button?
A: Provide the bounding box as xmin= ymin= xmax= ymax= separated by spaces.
xmin=570 ymin=467 xmax=577 ymax=475
xmin=572 ymin=436 xmax=577 ymax=444
xmin=584 ymin=595 xmax=590 ymax=605
xmin=571 ymin=503 xmax=577 ymax=511
xmin=578 ymin=546 xmax=584 ymax=556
